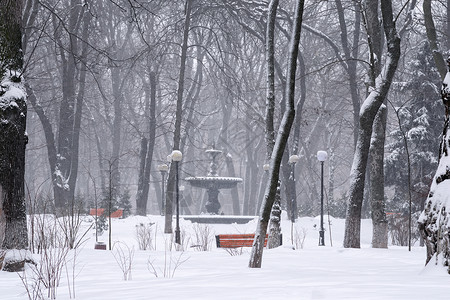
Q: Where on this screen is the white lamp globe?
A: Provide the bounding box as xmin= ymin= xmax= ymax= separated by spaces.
xmin=171 ymin=150 xmax=183 ymax=162
xmin=317 ymin=150 xmax=328 ymax=162
xmin=157 ymin=163 xmax=168 ymax=172
xmin=289 ymin=154 xmax=300 ymax=164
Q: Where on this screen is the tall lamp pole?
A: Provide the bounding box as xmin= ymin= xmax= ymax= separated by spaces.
xmin=289 ymin=154 xmax=299 ymax=245
xmin=256 ymin=163 xmax=270 ymax=215
xmin=171 ymin=150 xmax=183 ymax=245
xmin=157 ymin=164 xmax=168 ymax=216
xmin=179 ymin=185 xmax=185 ymax=215
xmin=317 ymin=150 xmax=328 ymax=246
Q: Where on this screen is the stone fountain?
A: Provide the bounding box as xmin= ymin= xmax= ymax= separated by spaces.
xmin=185 ymin=148 xmax=242 ymax=214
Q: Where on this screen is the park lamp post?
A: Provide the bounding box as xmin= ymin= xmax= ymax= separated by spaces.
xmin=256 ymin=163 xmax=271 ymax=214
xmin=317 ymin=150 xmax=327 ymax=246
xmin=157 ymin=163 xmax=168 ymax=216
xmin=171 ymin=150 xmax=183 ymax=245
xmin=288 ymin=154 xmax=299 ymax=220
xmin=289 ymin=154 xmax=299 ymax=245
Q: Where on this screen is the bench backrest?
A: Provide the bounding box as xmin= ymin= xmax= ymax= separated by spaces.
xmin=215 ymin=234 xmax=268 ymax=248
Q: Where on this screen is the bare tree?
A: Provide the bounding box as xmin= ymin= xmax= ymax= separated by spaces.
xmin=135 ymin=69 xmax=157 ymax=216
xmin=165 ymin=0 xmax=193 ymax=233
xmin=423 ymin=0 xmax=447 ymax=79
xmin=249 ymin=0 xmax=305 ymax=268
xmin=26 ymin=0 xmax=92 ymax=212
xmin=343 ymin=0 xmax=401 ymax=248
xmin=364 ymin=0 xmax=387 ymax=249
xmin=264 ymin=0 xmax=283 ymax=249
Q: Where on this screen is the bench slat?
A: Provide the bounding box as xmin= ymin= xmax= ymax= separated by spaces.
xmin=218 ymin=234 xmax=260 ymax=239
xmin=219 ymin=240 xmax=257 ymax=246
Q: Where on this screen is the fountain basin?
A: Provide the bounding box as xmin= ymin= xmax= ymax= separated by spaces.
xmin=185 ymin=176 xmax=242 ymax=189
xmin=185 ymin=176 xmax=242 ymax=214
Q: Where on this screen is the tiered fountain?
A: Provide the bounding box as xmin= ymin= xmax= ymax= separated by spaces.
xmin=185 ymin=147 xmax=242 ymax=215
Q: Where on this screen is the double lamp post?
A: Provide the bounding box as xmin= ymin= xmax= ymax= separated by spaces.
xmin=288 ymin=151 xmax=327 ymax=247
xmin=159 ymin=150 xmax=183 ymax=245
xmin=171 ymin=150 xmax=183 ymax=245
xmin=317 ymin=150 xmax=328 ymax=246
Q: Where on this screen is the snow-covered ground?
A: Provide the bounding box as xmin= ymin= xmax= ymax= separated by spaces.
xmin=1 ymin=213 xmax=449 ymax=300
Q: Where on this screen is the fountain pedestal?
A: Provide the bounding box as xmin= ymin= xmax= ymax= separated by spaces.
xmin=206 ymin=187 xmax=220 ymax=214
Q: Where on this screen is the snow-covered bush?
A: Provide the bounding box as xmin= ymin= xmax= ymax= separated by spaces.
xmin=387 ymin=213 xmax=420 ymax=246
xmin=147 ymin=242 xmax=189 ymax=278
xmin=112 ymin=242 xmax=134 ymax=281
xmin=191 ymin=224 xmax=214 ymax=251
xmin=135 ymin=222 xmax=154 ymax=250
xmin=293 ymin=226 xmax=308 ymax=249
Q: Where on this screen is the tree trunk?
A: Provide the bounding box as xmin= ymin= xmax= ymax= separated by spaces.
xmin=35 ymin=1 xmax=90 ymax=212
xmin=343 ymin=0 xmax=401 ymax=248
xmin=243 ymin=125 xmax=257 ymax=215
xmin=249 ymin=0 xmax=304 ymax=268
xmin=53 ymin=1 xmax=85 ymax=210
xmin=218 ymin=93 xmax=241 ymax=215
xmin=335 ymin=0 xmax=361 ymax=147
xmin=110 ymin=68 xmax=124 ymax=198
xmin=364 ymin=0 xmax=388 ymax=248
xmin=136 ymin=137 xmax=149 ymax=215
xmin=369 ymin=105 xmax=388 ymax=248
xmin=249 ymin=136 xmax=265 ymax=216
xmin=0 ymin=89 xmax=28 ymax=252
xmin=0 ymin=0 xmax=29 ymax=270
xmin=423 ymin=0 xmax=447 ymax=79
xmin=287 ymin=51 xmax=307 ymax=221
xmin=165 ymin=0 xmax=192 ymax=233
xmin=448 ymin=0 xmax=450 ymax=51
xmin=136 ymin=71 xmax=157 ymax=216
xmin=264 ymin=0 xmax=283 ymax=249
xmin=418 ymin=60 xmax=450 ymax=269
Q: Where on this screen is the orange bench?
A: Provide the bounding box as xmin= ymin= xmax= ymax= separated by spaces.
xmin=215 ymin=234 xmax=269 ymax=248
xmin=89 ymin=208 xmax=123 ymax=218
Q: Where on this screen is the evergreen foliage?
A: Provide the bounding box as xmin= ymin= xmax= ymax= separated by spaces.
xmin=119 ymin=189 xmax=132 ymax=218
xmin=385 ymin=42 xmax=443 ymax=215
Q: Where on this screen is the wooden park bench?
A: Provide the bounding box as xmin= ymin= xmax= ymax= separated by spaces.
xmin=89 ymin=208 xmax=123 ymax=218
xmin=215 ymin=233 xmax=282 ymax=248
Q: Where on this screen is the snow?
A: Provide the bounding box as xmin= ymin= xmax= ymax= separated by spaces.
xmin=442 ymin=71 xmax=450 ymax=96
xmin=418 ymin=151 xmax=450 ymax=227
xmin=53 ymin=168 xmax=70 ymax=190
xmin=407 ymin=125 xmax=427 ymax=140
xmin=0 ymin=71 xmax=26 ymax=109
xmin=1 ymin=213 xmax=449 ymax=299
